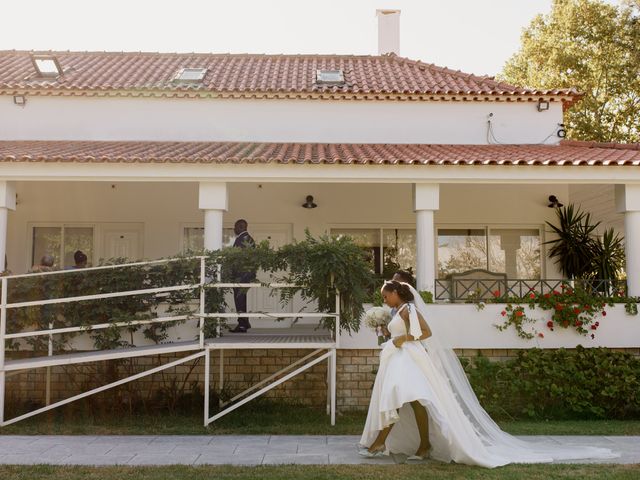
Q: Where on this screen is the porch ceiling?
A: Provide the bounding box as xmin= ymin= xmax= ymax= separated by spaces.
xmin=0 ymin=140 xmax=639 ymax=166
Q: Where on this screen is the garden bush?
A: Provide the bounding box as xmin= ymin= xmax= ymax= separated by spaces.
xmin=464 ymin=346 xmax=640 ymax=420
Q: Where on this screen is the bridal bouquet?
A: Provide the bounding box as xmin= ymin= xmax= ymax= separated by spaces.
xmin=364 ymin=307 xmax=392 ymax=345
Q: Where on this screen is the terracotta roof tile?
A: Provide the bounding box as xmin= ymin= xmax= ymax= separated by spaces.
xmin=0 ymin=50 xmax=579 ymax=101
xmin=0 ymin=140 xmax=638 ymax=166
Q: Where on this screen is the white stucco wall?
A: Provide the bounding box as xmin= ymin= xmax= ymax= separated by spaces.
xmin=0 ymin=95 xmax=564 ymax=144
xmin=6 ymin=180 xmax=567 ymax=277
xmin=341 ymin=304 xmax=640 ymax=349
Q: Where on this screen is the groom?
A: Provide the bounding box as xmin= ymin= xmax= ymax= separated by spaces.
xmin=229 ymin=219 xmax=256 ymax=333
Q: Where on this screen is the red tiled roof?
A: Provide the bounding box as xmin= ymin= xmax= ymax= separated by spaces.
xmin=0 ymin=50 xmax=579 ymax=102
xmin=0 ymin=140 xmax=638 ymax=166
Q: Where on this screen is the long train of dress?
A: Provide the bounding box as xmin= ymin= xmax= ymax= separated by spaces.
xmin=359 ymin=305 xmax=619 ymax=468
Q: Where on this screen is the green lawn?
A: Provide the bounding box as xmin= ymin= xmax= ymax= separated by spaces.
xmin=1 ymin=464 xmax=639 ymax=480
xmin=2 ymin=403 xmax=640 ymax=436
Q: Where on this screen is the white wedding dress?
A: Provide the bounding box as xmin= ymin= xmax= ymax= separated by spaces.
xmin=359 ymin=286 xmax=619 ymax=468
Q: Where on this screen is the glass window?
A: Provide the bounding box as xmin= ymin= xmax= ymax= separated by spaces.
xmin=183 ymin=227 xmax=235 ymax=252
xmin=31 ymin=226 xmax=94 ymax=269
xmin=489 ymin=228 xmax=541 ymax=279
xmin=63 ymin=227 xmax=94 ymax=267
xmin=32 ymin=227 xmax=62 ymax=268
xmin=437 ymin=228 xmax=488 ymax=277
xmin=332 ymin=228 xmax=380 ymax=273
xmin=331 ymin=228 xmax=417 ymax=277
xmin=383 ymin=229 xmax=416 ymax=278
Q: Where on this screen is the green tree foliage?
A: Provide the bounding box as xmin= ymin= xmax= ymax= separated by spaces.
xmin=500 ymin=0 xmax=640 ymax=142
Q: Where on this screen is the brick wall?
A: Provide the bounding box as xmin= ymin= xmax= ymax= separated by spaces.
xmin=5 ymin=347 xmax=640 ymax=415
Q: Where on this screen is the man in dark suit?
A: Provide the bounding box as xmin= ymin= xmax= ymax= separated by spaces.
xmin=230 ymin=219 xmax=256 ymax=333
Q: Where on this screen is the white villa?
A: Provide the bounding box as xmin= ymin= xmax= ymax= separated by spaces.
xmin=1 ymin=10 xmax=639 ymax=422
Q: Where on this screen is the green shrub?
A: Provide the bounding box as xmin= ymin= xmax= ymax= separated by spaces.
xmin=464 ymin=346 xmax=640 ymax=420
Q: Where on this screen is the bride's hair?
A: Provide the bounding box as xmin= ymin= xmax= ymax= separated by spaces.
xmin=382 ymin=280 xmax=414 ymax=302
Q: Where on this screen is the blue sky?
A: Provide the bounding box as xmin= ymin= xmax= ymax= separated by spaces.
xmin=5 ymin=0 xmax=622 ymax=76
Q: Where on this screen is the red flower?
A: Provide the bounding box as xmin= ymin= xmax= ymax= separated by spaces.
xmin=538 ymin=333 xmax=544 ymax=338
xmin=575 ymin=320 xmax=583 ymax=327
xmin=555 ymin=304 xmax=563 ymax=311
xmin=544 ymin=293 xmax=550 ymax=299
xmin=501 ymin=310 xmax=506 ymax=317
xmin=573 ymin=307 xmax=581 ymax=314
xmin=591 ymin=325 xmax=597 ymax=330
xmin=601 ymin=311 xmax=607 ymax=317
xmin=546 ymin=321 xmax=554 ymax=328
xmin=566 ymin=289 xmax=573 ymax=295
xmin=515 ymin=310 xmax=524 ymax=317
xmin=595 ymin=321 xmax=600 ymax=327
xmin=492 ymin=290 xmax=500 ymax=298
xmin=529 ymin=293 xmax=536 ymax=299
xmin=553 ymin=290 xmax=560 ymax=295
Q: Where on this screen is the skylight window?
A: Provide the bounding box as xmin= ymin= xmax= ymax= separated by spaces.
xmin=316 ymin=69 xmax=345 ymax=85
xmin=31 ymin=54 xmax=62 ymax=77
xmin=173 ymin=68 xmax=208 ymax=83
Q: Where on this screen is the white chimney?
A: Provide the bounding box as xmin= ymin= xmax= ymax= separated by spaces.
xmin=376 ymin=9 xmax=400 ymax=56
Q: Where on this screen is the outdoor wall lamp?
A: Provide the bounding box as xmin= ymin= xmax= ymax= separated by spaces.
xmin=302 ymin=195 xmax=317 ymax=209
xmin=537 ymin=99 xmax=549 ymax=112
xmin=548 ymin=195 xmax=563 ymax=208
xmin=13 ymin=95 xmax=26 ymax=107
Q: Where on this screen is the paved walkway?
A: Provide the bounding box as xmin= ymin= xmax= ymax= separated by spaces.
xmin=0 ymin=435 xmax=638 ymax=466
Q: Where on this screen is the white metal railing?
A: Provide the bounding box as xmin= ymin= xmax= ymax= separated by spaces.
xmin=0 ymin=256 xmax=341 ymax=427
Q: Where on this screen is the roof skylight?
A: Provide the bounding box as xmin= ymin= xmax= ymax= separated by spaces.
xmin=31 ymin=54 xmax=62 ymax=77
xmin=315 ymin=69 xmax=345 ymax=85
xmin=173 ymin=68 xmax=208 ymax=83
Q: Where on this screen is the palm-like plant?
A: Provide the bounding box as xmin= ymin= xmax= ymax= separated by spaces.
xmin=545 ymin=205 xmax=600 ymax=279
xmin=589 ymin=228 xmax=625 ymax=282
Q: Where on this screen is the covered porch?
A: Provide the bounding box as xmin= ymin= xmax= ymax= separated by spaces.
xmin=0 ymin=139 xmax=639 ymax=298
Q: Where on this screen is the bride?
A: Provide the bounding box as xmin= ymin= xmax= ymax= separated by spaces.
xmin=358 ymin=280 xmax=619 ymax=468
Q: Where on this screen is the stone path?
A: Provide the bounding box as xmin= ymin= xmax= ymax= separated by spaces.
xmin=0 ymin=435 xmax=638 ymax=466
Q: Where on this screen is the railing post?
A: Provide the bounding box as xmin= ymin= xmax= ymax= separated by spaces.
xmin=199 ymin=256 xmax=206 ymax=349
xmin=216 ymin=264 xmax=222 ymax=338
xmin=204 ymin=348 xmax=210 ymax=426
xmin=46 ymin=321 xmax=53 ymax=406
xmin=334 ymin=290 xmax=340 ymax=349
xmin=0 ymin=276 xmax=7 ymax=425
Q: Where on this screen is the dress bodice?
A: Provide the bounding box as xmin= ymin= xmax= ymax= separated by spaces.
xmin=388 ymin=304 xmax=409 ymax=337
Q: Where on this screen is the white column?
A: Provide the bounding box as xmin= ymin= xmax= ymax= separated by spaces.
xmin=0 ymin=182 xmax=16 ymax=272
xmin=413 ymin=184 xmax=439 ymax=293
xmin=198 ymin=182 xmax=228 ymax=251
xmin=615 ymin=184 xmax=640 ymax=296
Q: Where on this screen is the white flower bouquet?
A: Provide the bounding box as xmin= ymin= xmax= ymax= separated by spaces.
xmin=364 ymin=307 xmax=392 ymax=345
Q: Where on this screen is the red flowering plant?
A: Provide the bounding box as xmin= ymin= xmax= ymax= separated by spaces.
xmin=485 ymin=283 xmax=638 ymax=340
xmin=532 ymin=285 xmax=609 ymax=338
xmin=495 ymin=303 xmax=537 ymax=339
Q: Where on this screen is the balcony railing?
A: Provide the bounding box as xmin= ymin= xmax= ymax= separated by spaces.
xmin=434 ymin=278 xmax=628 ymax=302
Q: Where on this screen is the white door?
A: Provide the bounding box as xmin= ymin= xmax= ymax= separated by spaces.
xmin=246 ymin=225 xmax=293 ymax=327
xmin=102 ymin=228 xmax=142 ymax=261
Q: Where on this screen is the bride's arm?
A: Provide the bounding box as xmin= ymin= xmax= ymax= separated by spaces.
xmin=393 ymin=308 xmax=432 ymax=347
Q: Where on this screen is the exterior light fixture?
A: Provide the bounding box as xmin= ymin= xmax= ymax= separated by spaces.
xmin=302 ymin=195 xmax=317 ymax=209
xmin=556 ymin=123 xmax=567 ymax=138
xmin=548 ymin=195 xmax=563 ymax=208
xmin=537 ymin=99 xmax=550 ymax=112
xmin=13 ymin=95 xmax=26 ymax=106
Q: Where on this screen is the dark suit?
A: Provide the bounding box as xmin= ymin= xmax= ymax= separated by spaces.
xmin=233 ymin=231 xmax=256 ymax=330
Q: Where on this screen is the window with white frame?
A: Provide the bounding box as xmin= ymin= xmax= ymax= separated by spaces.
xmin=182 ymin=227 xmax=235 ymax=252
xmin=31 ymin=225 xmax=94 ymax=269
xmin=437 ymin=227 xmax=541 ymax=279
xmin=330 ymin=226 xmax=542 ymax=281
xmin=331 ymin=228 xmax=416 ymax=277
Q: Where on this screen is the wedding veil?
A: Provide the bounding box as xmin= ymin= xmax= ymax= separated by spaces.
xmin=403 ymin=283 xmax=619 ymax=463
